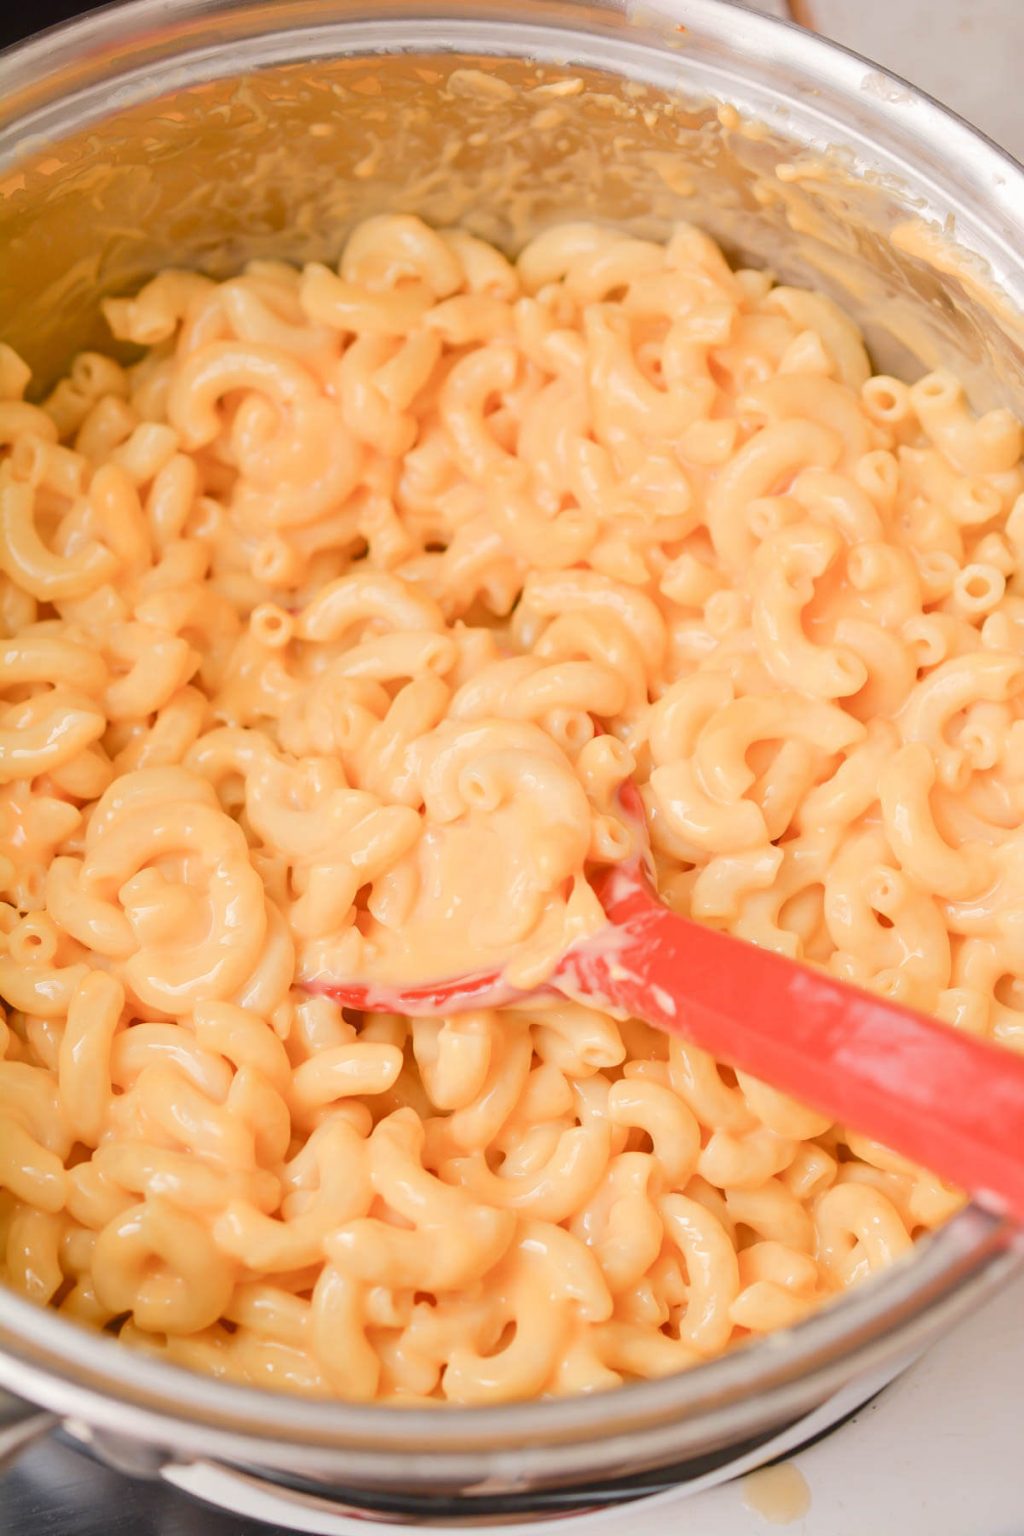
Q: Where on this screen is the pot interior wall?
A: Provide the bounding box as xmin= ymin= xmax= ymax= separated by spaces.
xmin=1 ymin=41 xmax=1023 ymax=402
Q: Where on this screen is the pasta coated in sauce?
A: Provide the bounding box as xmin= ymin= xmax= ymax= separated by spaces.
xmin=2 ymin=215 xmax=1022 ymax=1402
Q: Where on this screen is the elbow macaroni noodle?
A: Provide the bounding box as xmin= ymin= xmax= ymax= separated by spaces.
xmin=1 ymin=214 xmax=1022 ymax=1401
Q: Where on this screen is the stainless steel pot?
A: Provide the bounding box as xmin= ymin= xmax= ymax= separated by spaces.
xmin=1 ymin=1 xmax=1022 ymax=1527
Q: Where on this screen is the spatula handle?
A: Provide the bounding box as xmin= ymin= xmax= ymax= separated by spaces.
xmin=568 ymin=878 xmax=1024 ymax=1226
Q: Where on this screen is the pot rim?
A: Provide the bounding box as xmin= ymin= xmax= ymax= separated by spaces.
xmin=0 ymin=1209 xmax=1014 ymax=1456
xmin=1 ymin=0 xmax=1023 ymax=1459
xmin=2 ymin=0 xmax=1024 ymax=224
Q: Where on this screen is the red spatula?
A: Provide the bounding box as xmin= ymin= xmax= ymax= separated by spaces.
xmin=313 ymin=776 xmax=1024 ymax=1226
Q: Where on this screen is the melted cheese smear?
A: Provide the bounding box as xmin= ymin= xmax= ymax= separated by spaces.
xmin=742 ymin=1462 xmax=812 ymax=1526
xmin=299 ymin=716 xmax=620 ymax=994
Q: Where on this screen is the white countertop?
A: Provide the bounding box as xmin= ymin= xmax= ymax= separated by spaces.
xmin=783 ymin=0 xmax=1024 ymax=164
xmin=620 ymin=1272 xmax=1024 ymax=1536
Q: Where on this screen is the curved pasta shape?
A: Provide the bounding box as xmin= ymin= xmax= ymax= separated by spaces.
xmin=751 ymin=522 xmax=868 ymax=698
xmin=296 ymin=570 xmax=445 ymax=642
xmin=78 ymin=772 xmax=267 ymax=1013
xmin=707 ymin=421 xmax=842 ymax=568
xmin=93 ymin=1198 xmax=237 ymax=1333
xmin=0 ymin=477 xmax=119 ymax=601
xmin=328 ymin=1110 xmax=515 ymax=1290
xmin=760 ymin=288 xmax=871 ymax=388
xmin=813 ymin=1182 xmax=913 ymax=1286
xmin=739 ymin=375 xmax=873 ymax=465
xmin=660 ymin=1194 xmax=740 ymax=1355
xmin=910 ymin=371 xmax=1022 ymax=476
xmin=693 ymin=694 xmax=863 ymax=801
xmin=585 ymin=306 xmax=713 ymax=441
xmin=341 ymin=214 xmax=465 ymax=299
xmin=880 ymin=743 xmax=993 ymax=900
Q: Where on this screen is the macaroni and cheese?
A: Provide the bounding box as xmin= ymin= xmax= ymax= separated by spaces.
xmin=1 ymin=215 xmax=1021 ymax=1402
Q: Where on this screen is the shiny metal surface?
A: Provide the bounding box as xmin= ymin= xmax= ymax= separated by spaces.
xmin=6 ymin=1273 xmax=1024 ymax=1534
xmin=0 ymin=1361 xmax=915 ymax=1530
xmin=1 ymin=1436 xmax=271 ymax=1536
xmin=0 ymin=1206 xmax=1015 ymax=1498
xmin=4 ymin=0 xmax=1024 ymax=400
xmin=1 ymin=0 xmax=1024 ymax=1522
xmin=0 ymin=1392 xmax=55 ymax=1474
